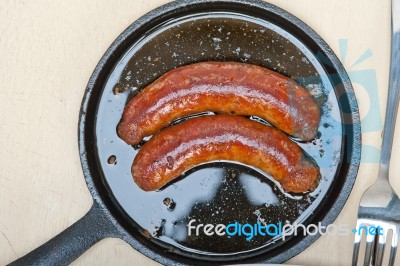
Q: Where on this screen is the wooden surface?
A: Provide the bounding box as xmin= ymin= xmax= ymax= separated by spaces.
xmin=1 ymin=0 xmax=399 ymax=265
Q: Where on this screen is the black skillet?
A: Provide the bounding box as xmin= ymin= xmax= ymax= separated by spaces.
xmin=11 ymin=0 xmax=361 ymax=265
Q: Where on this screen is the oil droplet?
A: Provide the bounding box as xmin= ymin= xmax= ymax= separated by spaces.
xmin=163 ymin=197 xmax=176 ymax=210
xmin=152 ymin=219 xmax=166 ymax=237
xmin=166 ymin=156 xmax=174 ymax=169
xmin=107 ymin=155 xmax=117 ymax=165
xmin=112 ymin=84 xmax=125 ymax=95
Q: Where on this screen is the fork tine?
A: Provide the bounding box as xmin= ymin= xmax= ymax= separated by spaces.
xmin=374 ymin=226 xmax=387 ymax=266
xmin=388 ymin=227 xmax=399 ymax=266
xmin=389 ymin=246 xmax=397 ymax=266
xmin=352 ymin=235 xmax=361 ymax=265
xmin=372 ymin=231 xmax=378 ymax=266
xmin=352 ymin=221 xmax=364 ymax=266
xmin=364 ymin=233 xmax=376 ymax=266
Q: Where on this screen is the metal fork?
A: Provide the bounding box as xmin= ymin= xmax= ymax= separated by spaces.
xmin=352 ymin=0 xmax=400 ymax=265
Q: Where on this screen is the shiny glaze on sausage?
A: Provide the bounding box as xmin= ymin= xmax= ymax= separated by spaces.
xmin=133 ymin=115 xmax=320 ymax=193
xmin=118 ymin=61 xmax=320 ymax=145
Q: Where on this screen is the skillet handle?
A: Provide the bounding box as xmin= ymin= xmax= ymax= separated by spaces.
xmin=9 ymin=201 xmax=120 ymax=265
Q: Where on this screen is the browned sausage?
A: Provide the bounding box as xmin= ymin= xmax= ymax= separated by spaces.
xmin=133 ymin=115 xmax=320 ymax=193
xmin=118 ymin=61 xmax=320 ymax=145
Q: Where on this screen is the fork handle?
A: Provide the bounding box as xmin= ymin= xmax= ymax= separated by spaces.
xmin=380 ymin=0 xmax=400 ymax=169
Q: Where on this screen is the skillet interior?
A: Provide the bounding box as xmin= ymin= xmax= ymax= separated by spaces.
xmin=80 ymin=0 xmax=360 ymax=263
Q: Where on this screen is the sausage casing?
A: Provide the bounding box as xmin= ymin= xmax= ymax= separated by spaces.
xmin=118 ymin=61 xmax=320 ymax=145
xmin=133 ymin=115 xmax=320 ymax=193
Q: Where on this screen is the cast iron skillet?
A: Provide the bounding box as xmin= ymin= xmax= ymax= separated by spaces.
xmin=11 ymin=0 xmax=361 ymax=265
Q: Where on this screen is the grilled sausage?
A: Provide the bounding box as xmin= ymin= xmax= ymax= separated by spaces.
xmin=117 ymin=61 xmax=320 ymax=145
xmin=133 ymin=115 xmax=320 ymax=193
